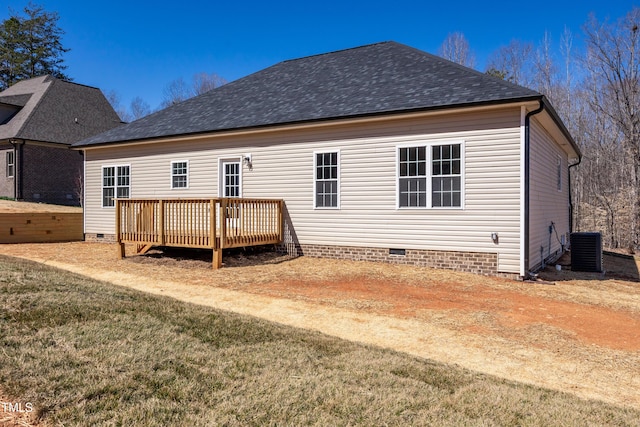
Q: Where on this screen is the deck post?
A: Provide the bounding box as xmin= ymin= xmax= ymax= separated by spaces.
xmin=214 ymin=198 xmax=227 ymax=269
xmin=159 ymin=199 xmax=165 ymax=246
xmin=213 ymin=248 xmax=222 ymax=269
xmin=278 ymin=200 xmax=284 ymax=242
xmin=115 ymin=199 xmax=125 ymax=259
xmin=211 ymin=199 xmax=221 ymax=269
xmin=219 ymin=198 xmax=227 ymax=249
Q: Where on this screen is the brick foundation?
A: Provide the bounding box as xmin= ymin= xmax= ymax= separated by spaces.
xmin=277 ymin=242 xmax=509 ymax=277
xmin=87 ymin=233 xmax=516 ymax=278
xmin=85 ymin=233 xmax=116 ymax=243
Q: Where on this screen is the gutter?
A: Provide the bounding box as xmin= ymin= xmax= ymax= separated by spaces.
xmin=524 ymin=100 xmax=545 ymax=277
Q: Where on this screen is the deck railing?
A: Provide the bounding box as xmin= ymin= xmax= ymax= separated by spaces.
xmin=116 ymin=198 xmax=283 ymax=268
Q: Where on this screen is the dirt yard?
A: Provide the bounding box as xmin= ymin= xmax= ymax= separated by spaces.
xmin=0 ymin=242 xmax=638 ymax=413
xmin=0 ymin=200 xmax=81 ymax=213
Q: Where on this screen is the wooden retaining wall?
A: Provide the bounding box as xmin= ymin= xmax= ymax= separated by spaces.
xmin=0 ymin=212 xmax=84 ymax=243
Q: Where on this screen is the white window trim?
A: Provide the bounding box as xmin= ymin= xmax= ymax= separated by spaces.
xmin=396 ymin=141 xmax=465 ymax=210
xmin=313 ymin=149 xmax=341 ymax=210
xmin=101 ymin=164 xmax=131 ymax=208
xmin=6 ymin=151 xmax=14 ymax=178
xmin=218 ymin=157 xmax=243 ymax=198
xmin=170 ymin=160 xmax=189 ymax=190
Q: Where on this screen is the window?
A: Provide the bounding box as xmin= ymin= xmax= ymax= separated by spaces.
xmin=431 ymin=144 xmax=461 ymax=207
xmin=398 ymin=143 xmax=462 ymax=208
xmin=221 ymin=160 xmax=241 ymax=197
xmin=171 ymin=161 xmax=188 ymax=189
xmin=102 ymin=165 xmax=130 ymax=207
xmin=399 ymin=147 xmax=427 ymax=207
xmin=557 ymin=156 xmax=562 ymax=191
xmin=6 ymin=151 xmax=14 ymax=178
xmin=314 ymin=151 xmax=339 ymax=208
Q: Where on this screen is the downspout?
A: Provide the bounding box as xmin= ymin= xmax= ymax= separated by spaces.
xmin=568 ymin=156 xmax=582 ymax=233
xmin=524 ymin=100 xmax=545 ymax=277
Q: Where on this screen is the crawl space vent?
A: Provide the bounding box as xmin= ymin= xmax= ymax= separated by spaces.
xmin=570 ymin=232 xmax=602 ymax=272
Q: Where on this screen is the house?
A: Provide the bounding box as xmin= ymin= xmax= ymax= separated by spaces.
xmin=73 ymin=42 xmax=581 ymax=278
xmin=0 ymin=75 xmax=122 ymax=206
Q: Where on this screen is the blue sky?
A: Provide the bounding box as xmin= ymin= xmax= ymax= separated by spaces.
xmin=1 ymin=1 xmax=635 ymax=111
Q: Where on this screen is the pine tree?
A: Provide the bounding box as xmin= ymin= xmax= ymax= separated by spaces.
xmin=0 ymin=3 xmax=70 ymax=89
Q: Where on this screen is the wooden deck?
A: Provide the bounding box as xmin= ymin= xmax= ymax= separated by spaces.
xmin=116 ymin=198 xmax=283 ymax=268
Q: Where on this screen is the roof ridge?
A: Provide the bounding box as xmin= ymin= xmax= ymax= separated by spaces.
xmin=280 ymin=41 xmax=394 ymax=64
xmin=53 ymin=77 xmax=102 ymax=92
xmin=404 ymin=44 xmax=542 ymax=95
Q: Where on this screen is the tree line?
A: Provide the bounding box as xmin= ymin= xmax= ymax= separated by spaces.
xmin=439 ymin=8 xmax=639 ymax=252
xmin=2 ymin=3 xmax=638 ymax=251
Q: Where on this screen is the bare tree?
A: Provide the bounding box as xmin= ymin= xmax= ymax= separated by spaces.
xmin=533 ymin=32 xmax=557 ymax=100
xmin=583 ymin=7 xmax=640 ymax=249
xmin=161 ymin=72 xmax=226 ymax=107
xmin=74 ymin=165 xmax=83 ymax=207
xmin=130 ymin=96 xmax=151 ymax=121
xmin=192 ymin=72 xmax=226 ymax=95
xmin=104 ymin=89 xmax=132 ymax=122
xmin=439 ymin=32 xmax=476 ymax=68
xmin=486 ymin=40 xmax=534 ymax=87
xmin=161 ymin=77 xmax=190 ymax=107
xmin=560 ymin=26 xmax=574 ymax=108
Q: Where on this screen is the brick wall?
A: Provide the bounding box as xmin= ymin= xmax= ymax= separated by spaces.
xmin=22 ymin=144 xmax=83 ymax=206
xmin=92 ymin=235 xmax=514 ymax=278
xmin=278 ymin=242 xmax=509 ymax=277
xmin=85 ymin=233 xmax=116 ymax=243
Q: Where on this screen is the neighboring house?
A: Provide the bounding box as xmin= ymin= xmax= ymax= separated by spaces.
xmin=74 ymin=42 xmax=581 ymax=278
xmin=0 ymin=75 xmax=122 ymax=206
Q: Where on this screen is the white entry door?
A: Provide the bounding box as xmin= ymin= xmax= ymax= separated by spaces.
xmin=220 ymin=160 xmax=242 ymax=231
xmin=221 ymin=160 xmax=241 ymax=198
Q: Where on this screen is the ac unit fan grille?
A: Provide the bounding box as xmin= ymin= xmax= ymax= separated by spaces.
xmin=570 ymin=232 xmax=602 ymax=272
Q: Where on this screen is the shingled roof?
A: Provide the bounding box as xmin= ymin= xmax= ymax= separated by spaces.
xmin=0 ymin=75 xmax=122 ymax=145
xmin=75 ymin=41 xmax=547 ymax=147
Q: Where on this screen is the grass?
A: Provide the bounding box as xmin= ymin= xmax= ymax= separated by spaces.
xmin=1 ymin=256 xmax=639 ymax=426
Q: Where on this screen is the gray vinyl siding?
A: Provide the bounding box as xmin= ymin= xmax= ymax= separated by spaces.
xmin=84 ymin=107 xmax=523 ymax=273
xmin=528 ymin=118 xmax=570 ymax=270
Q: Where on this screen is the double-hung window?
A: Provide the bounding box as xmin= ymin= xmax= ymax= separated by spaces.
xmin=398 ymin=143 xmax=463 ymax=209
xmin=171 ymin=161 xmax=188 ymax=189
xmin=314 ymin=151 xmax=339 ymax=208
xmin=431 ymin=144 xmax=462 ymax=207
xmin=399 ymin=147 xmax=427 ymax=207
xmin=102 ymin=165 xmax=130 ymax=207
xmin=6 ymin=151 xmax=14 ymax=178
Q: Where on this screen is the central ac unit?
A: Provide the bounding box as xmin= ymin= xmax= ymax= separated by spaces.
xmin=570 ymin=232 xmax=602 ymax=272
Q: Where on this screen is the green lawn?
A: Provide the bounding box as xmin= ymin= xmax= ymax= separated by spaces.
xmin=1 ymin=255 xmax=638 ymax=426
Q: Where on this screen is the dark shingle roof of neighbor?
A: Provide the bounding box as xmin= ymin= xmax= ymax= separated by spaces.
xmin=0 ymin=93 xmax=33 ymax=107
xmin=0 ymin=75 xmax=122 ymax=145
xmin=75 ymin=41 xmax=547 ymax=147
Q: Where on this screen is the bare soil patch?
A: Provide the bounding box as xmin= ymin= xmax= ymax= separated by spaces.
xmin=0 ymin=200 xmax=81 ymax=213
xmin=0 ymin=242 xmax=639 ymax=410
